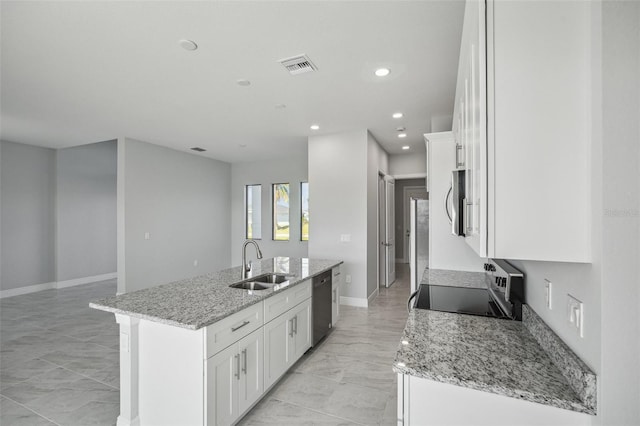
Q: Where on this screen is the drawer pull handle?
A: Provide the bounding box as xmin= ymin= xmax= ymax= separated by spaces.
xmin=231 ymin=320 xmax=250 ymax=332
xmin=289 ymin=319 xmax=295 ymax=337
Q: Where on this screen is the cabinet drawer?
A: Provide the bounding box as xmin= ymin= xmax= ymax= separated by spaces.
xmin=264 ymin=280 xmax=311 ymax=323
xmin=205 ymin=302 xmax=263 ymax=359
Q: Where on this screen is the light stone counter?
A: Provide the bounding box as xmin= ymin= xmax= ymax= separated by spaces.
xmin=420 ymin=268 xmax=489 ymax=289
xmin=90 ymin=257 xmax=342 ymax=330
xmin=393 ymin=306 xmax=596 ymax=415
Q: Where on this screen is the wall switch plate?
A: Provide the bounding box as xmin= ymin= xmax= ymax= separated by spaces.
xmin=193 ymin=259 xmax=198 ymax=267
xmin=144 ymin=232 xmax=150 ymax=240
xmin=340 ymin=234 xmax=351 ymax=243
xmin=345 ymin=274 xmax=352 ymax=284
xmin=544 ymin=279 xmax=552 ymax=310
xmin=567 ymin=294 xmax=584 ymax=337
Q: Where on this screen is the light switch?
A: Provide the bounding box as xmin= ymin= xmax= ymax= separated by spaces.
xmin=544 ymin=279 xmax=552 ymax=310
xmin=144 ymin=232 xmax=150 ymax=240
xmin=567 ymin=294 xmax=584 ymax=338
xmin=340 ymin=234 xmax=351 ymax=243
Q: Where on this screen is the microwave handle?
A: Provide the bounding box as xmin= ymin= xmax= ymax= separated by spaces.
xmin=445 ymin=186 xmax=453 ymax=225
xmin=464 ymin=198 xmax=473 ymax=235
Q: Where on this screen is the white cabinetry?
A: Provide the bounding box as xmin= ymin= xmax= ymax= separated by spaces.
xmin=452 ymin=0 xmax=591 ymax=262
xmin=331 ymin=267 xmax=340 ymax=326
xmin=264 ymin=297 xmax=312 ymax=390
xmin=206 ymin=328 xmax=264 ymax=426
xmin=398 ymin=374 xmax=591 ymax=426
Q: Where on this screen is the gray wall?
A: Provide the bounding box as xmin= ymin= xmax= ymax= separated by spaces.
xmin=394 ymin=178 xmax=427 ymax=262
xmin=1 ymin=141 xmax=56 ymax=290
xmin=118 ymin=138 xmax=231 ymax=294
xmin=388 ymin=153 xmax=427 ymax=177
xmin=230 ymin=146 xmax=308 ymax=266
xmin=56 ymin=141 xmax=117 ymax=281
xmin=308 ymin=130 xmax=368 ymax=301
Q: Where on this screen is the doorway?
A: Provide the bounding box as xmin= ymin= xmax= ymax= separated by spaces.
xmin=378 ymin=173 xmax=396 ymax=289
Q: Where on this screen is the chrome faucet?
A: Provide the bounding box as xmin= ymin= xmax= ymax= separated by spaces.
xmin=241 ymin=240 xmax=263 ymax=279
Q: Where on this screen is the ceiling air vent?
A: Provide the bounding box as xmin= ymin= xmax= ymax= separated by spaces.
xmin=278 ymin=54 xmax=317 ymax=75
xmin=190 ymin=147 xmax=206 ymax=152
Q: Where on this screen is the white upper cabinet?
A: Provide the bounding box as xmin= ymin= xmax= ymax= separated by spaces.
xmin=454 ymin=0 xmax=591 ymax=262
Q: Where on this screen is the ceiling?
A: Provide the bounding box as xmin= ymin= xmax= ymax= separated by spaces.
xmin=0 ymin=1 xmax=464 ymax=163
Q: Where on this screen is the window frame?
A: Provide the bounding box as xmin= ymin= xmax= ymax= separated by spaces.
xmin=300 ymin=181 xmax=309 ymax=242
xmin=245 ymin=184 xmax=262 ymax=240
xmin=272 ymin=182 xmax=290 ymax=241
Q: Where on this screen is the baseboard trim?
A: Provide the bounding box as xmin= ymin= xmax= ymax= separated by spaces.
xmin=368 ymin=287 xmax=379 ymax=305
xmin=339 ymin=296 xmax=368 ymax=308
xmin=1 ymin=272 xmax=117 ymax=299
xmin=0 ymin=282 xmax=57 ymax=299
xmin=57 ymin=272 xmax=118 ymax=289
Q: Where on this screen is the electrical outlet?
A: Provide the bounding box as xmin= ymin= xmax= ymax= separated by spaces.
xmin=345 ymin=274 xmax=352 ymax=284
xmin=193 ymin=259 xmax=198 ymax=267
xmin=567 ymin=294 xmax=584 ymax=338
xmin=144 ymin=232 xmax=150 ymax=240
xmin=340 ymin=234 xmax=351 ymax=243
xmin=544 ymin=279 xmax=553 ymax=310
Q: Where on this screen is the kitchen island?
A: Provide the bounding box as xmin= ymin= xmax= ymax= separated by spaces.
xmin=91 ymin=257 xmax=342 ymax=426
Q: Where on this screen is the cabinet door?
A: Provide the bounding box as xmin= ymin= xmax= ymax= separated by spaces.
xmin=206 ymin=344 xmax=238 ymax=426
xmin=263 ymin=313 xmax=291 ymax=390
xmin=464 ymin=0 xmax=488 ymax=257
xmin=237 ymin=329 xmax=264 ymax=416
xmin=290 ymin=298 xmax=312 ymax=362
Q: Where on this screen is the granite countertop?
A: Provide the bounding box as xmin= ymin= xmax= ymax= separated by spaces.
xmin=90 ymin=257 xmax=342 ymax=330
xmin=421 ymin=268 xmax=489 ymax=289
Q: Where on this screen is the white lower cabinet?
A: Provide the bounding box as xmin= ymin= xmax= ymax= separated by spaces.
xmin=398 ymin=374 xmax=592 ymax=426
xmin=264 ymin=297 xmax=312 ymax=390
xmin=206 ymin=328 xmax=263 ymax=426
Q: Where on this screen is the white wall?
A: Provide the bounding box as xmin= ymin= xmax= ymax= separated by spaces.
xmin=118 ymin=138 xmax=231 ymax=294
xmin=308 ymin=130 xmax=368 ymax=302
xmin=0 ymin=141 xmax=56 ymax=291
xmin=230 ymin=146 xmax=308 ymax=266
xmin=389 ymin=153 xmax=427 ymax=177
xmin=367 ymin=132 xmax=389 ymax=298
xmin=56 ymin=141 xmax=117 ymax=282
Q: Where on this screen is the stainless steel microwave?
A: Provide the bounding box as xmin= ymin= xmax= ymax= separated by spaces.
xmin=451 ymin=170 xmax=466 ymax=236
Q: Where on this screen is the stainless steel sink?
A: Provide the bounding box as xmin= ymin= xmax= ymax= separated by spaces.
xmin=250 ymin=273 xmax=292 ymax=284
xmin=228 ymin=273 xmax=294 ymax=290
xmin=228 ymin=282 xmax=270 ymax=291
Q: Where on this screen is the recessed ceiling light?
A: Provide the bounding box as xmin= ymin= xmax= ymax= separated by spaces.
xmin=178 ymin=39 xmax=198 ymax=51
xmin=398 ymin=133 xmax=407 ymax=138
xmin=310 ymin=125 xmax=320 ymax=130
xmin=236 ymin=79 xmax=251 ymax=86
xmin=392 ymin=112 xmax=403 ymax=119
xmin=375 ymin=68 xmax=390 ymax=77
xmin=402 ymin=145 xmax=410 ymax=150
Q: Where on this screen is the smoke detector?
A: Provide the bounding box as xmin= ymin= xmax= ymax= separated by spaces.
xmin=278 ymin=54 xmax=317 ymax=75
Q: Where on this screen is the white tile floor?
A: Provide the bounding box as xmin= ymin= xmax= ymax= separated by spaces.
xmin=0 ymin=264 xmax=411 ymax=425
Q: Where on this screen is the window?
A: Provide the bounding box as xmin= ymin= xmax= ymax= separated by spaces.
xmin=301 ymin=182 xmax=309 ymax=241
xmin=245 ymin=185 xmax=261 ymax=239
xmin=272 ymin=183 xmax=289 ymax=241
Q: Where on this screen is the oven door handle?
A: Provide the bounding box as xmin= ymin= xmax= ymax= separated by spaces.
xmin=407 ymin=290 xmax=419 ymax=312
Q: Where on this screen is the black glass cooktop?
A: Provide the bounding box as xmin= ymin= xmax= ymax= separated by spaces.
xmin=413 ymin=284 xmax=506 ymax=318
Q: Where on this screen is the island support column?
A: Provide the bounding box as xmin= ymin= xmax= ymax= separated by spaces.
xmin=116 ymin=314 xmax=140 ymax=426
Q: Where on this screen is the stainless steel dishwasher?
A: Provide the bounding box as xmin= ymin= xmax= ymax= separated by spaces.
xmin=312 ymin=270 xmax=332 ymax=346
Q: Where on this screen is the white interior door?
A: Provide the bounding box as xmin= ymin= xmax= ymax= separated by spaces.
xmin=385 ymin=177 xmax=396 ymax=287
xmin=403 ymin=186 xmax=428 ymax=263
xmin=378 ymin=175 xmax=386 ymax=290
